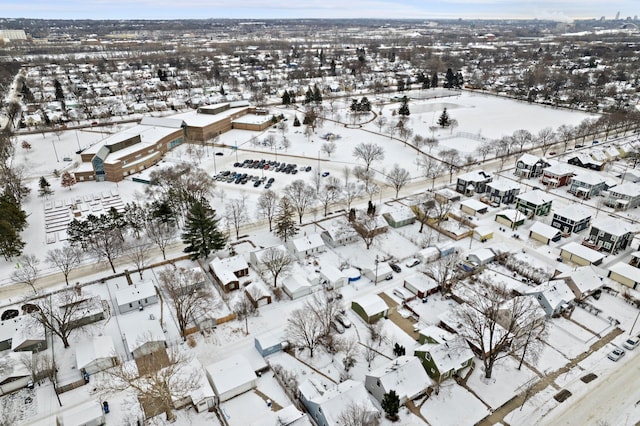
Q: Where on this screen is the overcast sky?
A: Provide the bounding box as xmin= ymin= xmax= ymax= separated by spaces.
xmin=2 ymin=0 xmax=637 ymax=21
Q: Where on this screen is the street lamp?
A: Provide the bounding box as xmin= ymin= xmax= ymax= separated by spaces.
xmin=374 ymin=255 xmax=379 ymax=286
xmin=51 ymin=138 xmax=59 ymax=162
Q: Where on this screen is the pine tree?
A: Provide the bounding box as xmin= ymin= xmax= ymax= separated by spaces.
xmin=312 ymin=84 xmax=322 ymax=103
xmin=60 ymin=171 xmax=76 ymax=190
xmin=38 ymin=176 xmax=54 ymax=198
xmin=398 ymin=96 xmax=410 ymax=117
xmin=274 ymin=197 xmax=299 ymax=242
xmin=293 ymin=116 xmax=301 ymax=127
xmin=431 ymin=71 xmax=439 ymax=88
xmin=0 ymin=193 xmax=27 ymax=260
xmin=438 ymin=108 xmax=451 ymax=128
xmin=381 ymin=390 xmax=400 ymax=421
xmin=288 ymin=90 xmax=297 ymax=103
xmin=445 ymin=68 xmax=456 ymax=88
xmin=181 ymin=198 xmax=227 ymax=260
xmin=282 ymin=91 xmax=291 ymax=105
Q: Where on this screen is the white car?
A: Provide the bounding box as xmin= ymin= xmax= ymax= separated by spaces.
xmin=405 ymin=258 xmax=421 ymax=268
xmin=335 ymin=313 xmax=352 ymax=328
xmin=608 ymin=348 xmax=626 ymax=361
xmin=623 ymin=337 xmax=640 ymax=350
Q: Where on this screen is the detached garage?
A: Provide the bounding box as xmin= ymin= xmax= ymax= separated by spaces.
xmin=608 ymin=262 xmax=640 ymax=289
xmin=529 ymin=221 xmax=562 ymax=245
xmin=352 ymin=294 xmax=389 ymax=324
xmin=206 ymin=355 xmax=257 ymax=402
xmin=404 ymin=274 xmax=439 ymax=298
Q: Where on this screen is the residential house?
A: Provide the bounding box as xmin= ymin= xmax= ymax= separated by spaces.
xmin=516 ymin=190 xmax=553 ymax=217
xmin=114 ymin=281 xmax=158 ymax=314
xmin=541 ymin=164 xmax=575 ymax=188
xmin=320 ymin=219 xmax=359 ymax=248
xmin=10 ymin=316 xmax=47 ymax=352
xmin=0 ymin=352 xmax=32 ymax=395
xmin=173 ymin=359 xmax=216 ymax=413
xmin=567 ymin=152 xmax=604 ymax=171
xmin=61 ymin=294 xmax=105 ymax=328
xmin=460 ymin=198 xmax=489 ymax=216
xmin=59 ymin=401 xmax=106 ymax=426
xmin=417 ymin=325 xmax=455 ymax=345
xmin=298 ymin=379 xmax=379 ymax=426
xmin=282 ymin=276 xmax=313 ymax=300
xmin=382 ymin=205 xmax=416 ymax=228
xmin=557 ymin=265 xmax=605 ymax=300
xmin=211 ymin=255 xmax=249 ymax=278
xmin=434 ymin=188 xmax=461 ymax=204
xmin=588 ymin=218 xmax=636 ymax=254
xmin=245 ymin=282 xmax=272 ymax=307
xmin=604 ymin=182 xmax=640 ymax=210
xmin=620 ymin=169 xmax=640 ymax=184
xmin=568 ymin=172 xmax=608 ymax=199
xmin=209 ymin=258 xmax=240 ymax=292
xmin=206 ymin=355 xmax=257 ymax=402
xmin=486 ymin=179 xmax=521 ymax=205
xmin=319 ymin=265 xmax=348 ymax=290
xmin=524 ymin=280 xmax=575 ymax=317
xmin=496 ymin=296 xmax=546 ymax=335
xmin=287 ymin=234 xmax=326 ymax=260
xmin=495 ymin=209 xmax=526 ymax=229
xmin=364 ymin=356 xmax=432 ymax=405
xmin=249 ymin=245 xmax=289 ymax=272
xmin=122 ymin=318 xmax=166 ymax=359
xmin=551 ymin=205 xmax=592 ymax=234
xmin=75 ymin=336 xmax=117 ymax=374
xmin=255 ymin=331 xmax=286 ymax=357
xmin=414 ymin=337 xmax=475 ymax=383
xmin=515 ymin=154 xmax=549 ymax=178
xmin=529 ymin=221 xmax=562 ymax=245
xmin=466 ymin=248 xmax=497 ymax=266
xmin=351 ymin=294 xmax=388 ymax=324
xmin=559 ymin=241 xmax=606 ymax=266
xmin=363 ymin=262 xmax=393 ymax=283
xmin=455 ymin=170 xmax=493 ymax=196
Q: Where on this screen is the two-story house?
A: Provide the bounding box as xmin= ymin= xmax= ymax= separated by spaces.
xmin=604 ymin=182 xmax=640 ymax=210
xmin=486 ymin=179 xmax=521 ymax=205
xmin=588 ymin=218 xmax=636 ymax=254
xmin=514 ymin=154 xmax=549 ymax=179
xmin=515 ymin=190 xmax=553 ymax=217
xmin=551 ymin=205 xmax=592 ymax=234
xmin=541 ymin=164 xmax=575 ymax=188
xmin=568 ymin=172 xmax=608 ymax=199
xmin=567 ymin=153 xmax=605 ymax=171
xmin=456 ymin=170 xmax=493 ymax=196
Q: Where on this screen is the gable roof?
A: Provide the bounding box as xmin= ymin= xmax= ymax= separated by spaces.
xmin=591 ymin=217 xmax=636 ymax=236
xmin=553 ymin=205 xmax=592 ymax=222
xmin=418 ymin=336 xmax=474 ymax=373
xmin=353 ymin=294 xmax=388 ymax=316
xmin=299 ymin=379 xmax=377 ymax=425
xmin=558 ymin=265 xmax=604 ymax=296
xmin=517 ymin=191 xmax=553 ymax=206
xmin=75 ymin=336 xmax=115 ymax=370
xmin=529 ymin=221 xmax=562 ymax=240
xmin=366 ymin=356 xmax=432 ymax=399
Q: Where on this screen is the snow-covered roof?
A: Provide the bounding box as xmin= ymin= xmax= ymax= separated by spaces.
xmin=209 ymin=259 xmax=238 ymax=285
xmin=608 ymin=182 xmax=640 ymax=198
xmin=11 ymin=315 xmax=46 ymax=351
xmin=529 ymin=221 xmax=561 ymax=239
xmin=114 ymin=281 xmax=156 ymax=306
xmin=283 ymin=275 xmax=312 ymax=294
xmin=320 ymin=265 xmax=345 ymax=283
xmin=457 ymin=169 xmax=492 ymax=182
xmin=382 ymin=205 xmax=416 ymax=223
xmin=290 ymin=233 xmax=325 ymax=253
xmin=352 ymin=294 xmax=388 ymax=316
xmin=467 ymin=248 xmax=496 ymax=263
xmin=591 ymin=217 xmax=636 ymax=236
xmin=366 ymin=356 xmax=432 ymax=400
xmin=121 ymin=318 xmax=165 ymax=354
xmin=0 ymin=351 xmax=31 ymax=384
xmin=557 ymin=265 xmax=604 ymax=296
xmin=560 ymin=241 xmax=606 ymax=264
xmin=487 ymin=179 xmax=520 ymax=192
xmin=404 ymin=274 xmax=438 ymax=293
xmin=206 ymin=355 xmax=256 ymax=397
xmin=298 ymin=379 xmax=377 ymax=425
xmin=419 ymin=337 xmax=474 ymax=373
xmin=571 ymin=171 xmax=607 ymax=186
xmin=552 ymin=205 xmax=592 ymax=222
xmin=609 ymin=262 xmax=640 ymax=282
xmin=516 ymin=190 xmax=553 ymax=205
xmin=60 ymin=400 xmax=104 ymax=426
xmin=525 ymin=279 xmax=574 ymax=309
xmin=75 ymin=336 xmax=115 ymax=371
xmin=517 ymin=153 xmax=542 ymax=166
xmin=495 ymin=209 xmax=525 ymax=223
xmin=543 ymin=163 xmax=575 ymax=177
xmin=460 ymin=198 xmax=489 ymax=211
xmin=418 ymin=325 xmax=455 ymax=343
xmin=211 ymin=254 xmax=248 ymax=273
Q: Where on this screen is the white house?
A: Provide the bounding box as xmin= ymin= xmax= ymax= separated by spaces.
xmin=320 ymin=219 xmax=359 ymax=247
xmin=75 ymin=336 xmax=117 ymax=374
xmin=404 ymin=274 xmax=438 ymax=298
xmin=287 ymin=233 xmax=326 ymax=260
xmin=364 ymin=356 xmax=431 ymax=405
xmin=114 ymin=281 xmax=158 ymax=314
xmin=206 ymin=355 xmax=257 ymax=402
xmin=282 ymin=276 xmax=313 ymax=300
xmin=11 ymin=315 xmax=47 ymax=352
xmin=299 ymin=379 xmax=379 ymax=426
xmin=122 ymin=318 xmax=166 ymax=358
xmin=524 ymin=279 xmax=575 ymax=317
xmin=0 ymin=351 xmax=32 ymax=395
xmin=557 ymin=265 xmax=605 ymax=300
xmin=250 ymin=245 xmax=289 ymax=272
xmin=209 ymin=258 xmax=240 ymax=292
xmin=319 ymin=265 xmax=348 ymax=289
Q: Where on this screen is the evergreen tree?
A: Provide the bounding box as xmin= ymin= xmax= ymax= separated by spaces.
xmin=350 ymin=98 xmax=359 ymax=112
xmin=455 ymin=71 xmax=464 ymax=88
xmin=312 ymin=84 xmax=322 ymax=103
xmin=438 ymin=108 xmax=451 ymax=128
xmin=304 ymin=87 xmax=314 ymax=104
xmin=0 ymin=193 xmax=27 ymax=260
xmin=431 ymin=71 xmax=439 ymax=88
xmin=422 ymin=74 xmax=431 ymax=89
xmin=181 ymin=198 xmax=227 ymax=260
xmin=220 ymin=84 xmax=226 ymax=96
xmin=397 ymin=79 xmax=405 ymax=92
xmin=53 ymin=79 xmax=65 ymax=109
xmin=381 ymin=390 xmax=400 ymax=421
xmin=288 ymin=90 xmax=297 ymax=103
xmin=274 ymin=197 xmax=299 ymax=242
xmin=293 ymin=116 xmax=301 ymax=127
xmin=282 ymin=91 xmax=291 ymax=105
xmin=360 ymin=97 xmax=371 ymax=112
xmin=398 ymin=96 xmax=410 ymax=117
xmin=38 ymin=176 xmax=54 ymax=198
xmin=445 ymin=68 xmax=456 ymax=88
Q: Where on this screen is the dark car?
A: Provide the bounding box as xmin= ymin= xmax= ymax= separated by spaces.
xmin=389 ymin=263 xmax=402 ymax=273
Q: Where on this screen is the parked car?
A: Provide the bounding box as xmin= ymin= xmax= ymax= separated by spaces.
xmin=335 ymin=313 xmax=351 ymax=328
xmin=392 ymin=288 xmax=412 ymax=301
xmin=389 ymin=263 xmax=401 ymax=273
xmin=332 ymin=320 xmax=345 ymax=334
xmin=608 ymin=348 xmax=626 ymax=361
xmin=623 ymin=337 xmax=640 ymax=350
xmin=405 ymin=258 xmax=420 ymax=268
xmin=321 ymin=171 xmax=330 ymax=177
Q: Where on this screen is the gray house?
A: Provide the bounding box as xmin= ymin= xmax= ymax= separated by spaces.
xmin=515 ymin=153 xmax=549 ymax=178
xmin=114 ymin=281 xmax=158 ymax=314
xmin=551 ymin=205 xmax=592 ymax=234
xmin=568 ymin=172 xmax=608 ymax=199
xmin=604 ymin=182 xmax=640 ymax=210
xmin=486 ymin=179 xmax=521 ymax=205
xmin=588 ymin=218 xmax=636 ymax=254
xmin=456 ymin=170 xmax=493 ymax=196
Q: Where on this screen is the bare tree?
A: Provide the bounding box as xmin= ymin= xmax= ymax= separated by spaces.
xmin=321 ymin=141 xmax=337 ymax=157
xmin=18 ymin=351 xmax=54 ymax=385
xmin=423 ymin=137 xmax=439 ymax=153
xmin=317 ymin=177 xmax=342 ymax=216
xmin=411 ymin=194 xmax=435 ymax=233
xmin=30 ymin=287 xmax=102 ymax=348
xmin=125 ymin=238 xmax=153 ymax=279
xmin=417 ymin=155 xmax=445 ymax=190
xmin=257 ymin=189 xmax=279 ymax=231
xmin=11 ymin=254 xmax=40 ymax=294
xmin=287 ymin=308 xmax=324 ymax=358
xmin=98 ymin=346 xmax=199 ymax=422
xmin=425 ymin=253 xmax=461 ymax=294
xmin=305 ymin=293 xmax=343 ymax=337
xmin=46 ymin=246 xmax=82 ymax=286
xmin=353 ymin=142 xmax=385 ymax=171
xmin=284 ymin=180 xmax=316 ymax=224
xmin=475 ymin=144 xmax=493 ymax=162
xmin=385 ymin=164 xmax=410 ymax=198
xmin=338 ymin=402 xmax=380 ymax=426
xmin=351 ymin=213 xmax=385 ymax=250
xmin=225 ymin=197 xmax=249 ymax=240
xmin=157 ymin=266 xmax=214 ymax=340
xmin=342 ymin=181 xmax=362 ymax=211
xmin=260 ymin=247 xmax=294 ymax=288
xmin=557 ymin=124 xmax=574 ymax=151
xmin=234 ymin=291 xmax=258 ymax=335
xmin=375 ymin=116 xmax=388 ymax=133
xmin=145 ymin=219 xmax=175 ymax=261
xmin=439 ymin=148 xmax=461 ymax=183
xmin=455 ymin=282 xmax=544 ymax=379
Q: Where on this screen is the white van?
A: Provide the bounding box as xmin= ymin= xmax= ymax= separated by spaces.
xmin=392 ymin=288 xmax=412 ymax=301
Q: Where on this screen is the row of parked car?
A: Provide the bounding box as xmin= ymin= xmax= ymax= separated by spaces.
xmin=213 ymin=170 xmax=276 ymax=189
xmin=608 ymin=336 xmax=640 ymax=361
xmin=233 ymin=158 xmax=313 ymax=175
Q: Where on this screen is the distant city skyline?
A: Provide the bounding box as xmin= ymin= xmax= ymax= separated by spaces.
xmin=1 ymin=0 xmax=637 ymax=22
